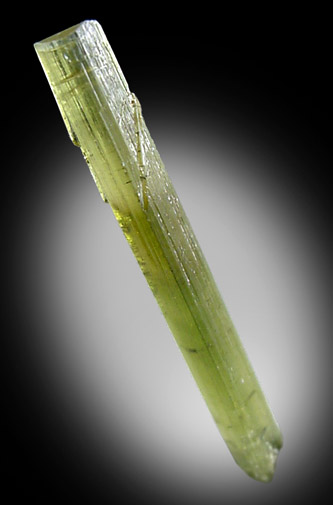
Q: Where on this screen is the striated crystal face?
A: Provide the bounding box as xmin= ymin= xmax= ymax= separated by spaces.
xmin=34 ymin=21 xmax=282 ymax=482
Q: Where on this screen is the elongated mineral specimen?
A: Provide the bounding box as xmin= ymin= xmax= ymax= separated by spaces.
xmin=34 ymin=21 xmax=282 ymax=482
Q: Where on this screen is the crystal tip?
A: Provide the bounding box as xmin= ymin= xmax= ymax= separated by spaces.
xmin=228 ymin=430 xmax=283 ymax=482
xmin=34 ymin=20 xmax=100 ymax=52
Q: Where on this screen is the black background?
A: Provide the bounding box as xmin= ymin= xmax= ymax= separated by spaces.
xmin=4 ymin=7 xmax=331 ymax=504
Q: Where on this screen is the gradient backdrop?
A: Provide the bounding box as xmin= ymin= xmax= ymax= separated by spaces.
xmin=5 ymin=10 xmax=331 ymax=505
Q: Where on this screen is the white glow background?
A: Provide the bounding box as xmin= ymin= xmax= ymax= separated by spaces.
xmin=14 ymin=88 xmax=330 ymax=503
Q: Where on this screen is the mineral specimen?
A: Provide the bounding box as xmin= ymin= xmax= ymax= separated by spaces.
xmin=34 ymin=21 xmax=282 ymax=481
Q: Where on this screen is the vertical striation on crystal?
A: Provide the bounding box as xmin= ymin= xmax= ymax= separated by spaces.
xmin=34 ymin=21 xmax=283 ymax=482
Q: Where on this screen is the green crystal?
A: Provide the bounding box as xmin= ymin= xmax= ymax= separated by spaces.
xmin=34 ymin=21 xmax=282 ymax=482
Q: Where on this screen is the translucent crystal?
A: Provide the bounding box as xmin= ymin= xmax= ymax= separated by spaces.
xmin=34 ymin=21 xmax=283 ymax=482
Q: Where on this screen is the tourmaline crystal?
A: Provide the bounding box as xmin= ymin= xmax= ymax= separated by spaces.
xmin=34 ymin=21 xmax=282 ymax=482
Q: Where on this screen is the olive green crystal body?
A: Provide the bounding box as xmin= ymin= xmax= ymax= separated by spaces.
xmin=34 ymin=21 xmax=282 ymax=482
